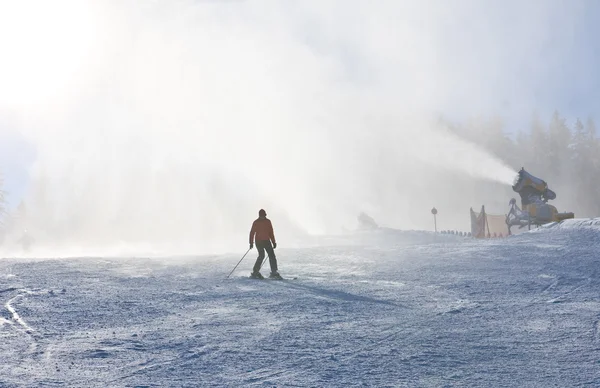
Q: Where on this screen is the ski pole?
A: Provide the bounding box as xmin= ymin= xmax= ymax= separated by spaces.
xmin=225 ymin=248 xmax=251 ymax=279
xmin=259 ymin=255 xmax=268 ymax=271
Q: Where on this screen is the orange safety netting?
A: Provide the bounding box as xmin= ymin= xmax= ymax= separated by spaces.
xmin=470 ymin=206 xmax=509 ymax=238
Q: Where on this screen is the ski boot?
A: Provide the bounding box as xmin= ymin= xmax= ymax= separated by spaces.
xmin=269 ymin=271 xmax=283 ymax=280
xmin=250 ymin=271 xmax=264 ymax=279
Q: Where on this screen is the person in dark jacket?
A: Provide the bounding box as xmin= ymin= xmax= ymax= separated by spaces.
xmin=249 ymin=209 xmax=279 ymax=279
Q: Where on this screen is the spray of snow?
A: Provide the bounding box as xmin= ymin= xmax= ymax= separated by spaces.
xmin=4 ymin=0 xmax=579 ymax=254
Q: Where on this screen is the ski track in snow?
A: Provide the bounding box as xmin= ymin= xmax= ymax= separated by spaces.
xmin=0 ymin=224 xmax=600 ymax=386
xmin=6 ymin=290 xmax=36 ymax=333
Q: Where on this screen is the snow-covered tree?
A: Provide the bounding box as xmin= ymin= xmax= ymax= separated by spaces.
xmin=0 ymin=173 xmax=7 ymax=225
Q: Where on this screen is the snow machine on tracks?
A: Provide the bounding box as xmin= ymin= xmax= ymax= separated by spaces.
xmin=505 ymin=168 xmax=574 ymax=234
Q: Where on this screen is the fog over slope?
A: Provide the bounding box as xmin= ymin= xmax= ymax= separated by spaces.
xmin=0 ymin=0 xmax=587 ymax=253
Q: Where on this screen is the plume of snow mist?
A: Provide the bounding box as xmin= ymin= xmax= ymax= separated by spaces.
xmin=415 ymin=120 xmax=517 ymax=186
xmin=2 ymin=0 xmax=550 ymax=254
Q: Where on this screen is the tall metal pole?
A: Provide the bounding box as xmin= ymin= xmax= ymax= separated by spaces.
xmin=431 ymin=207 xmax=438 ymax=233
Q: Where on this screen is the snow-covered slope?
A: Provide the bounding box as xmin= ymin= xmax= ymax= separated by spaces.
xmin=1 ymin=221 xmax=599 ymax=386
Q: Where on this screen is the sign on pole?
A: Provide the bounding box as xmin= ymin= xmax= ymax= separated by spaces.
xmin=431 ymin=207 xmax=438 ymax=232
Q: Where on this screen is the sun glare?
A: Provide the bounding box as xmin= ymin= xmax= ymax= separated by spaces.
xmin=0 ymin=0 xmax=99 ymax=110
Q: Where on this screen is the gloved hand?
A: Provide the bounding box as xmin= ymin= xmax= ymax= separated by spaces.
xmin=273 ymin=242 xmax=277 ymax=249
xmin=249 ymin=243 xmax=253 ymax=249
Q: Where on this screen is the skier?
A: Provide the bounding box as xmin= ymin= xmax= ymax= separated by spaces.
xmin=249 ymin=209 xmax=280 ymax=279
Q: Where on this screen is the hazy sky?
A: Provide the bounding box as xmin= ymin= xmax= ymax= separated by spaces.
xmin=0 ymin=0 xmax=599 ymax=251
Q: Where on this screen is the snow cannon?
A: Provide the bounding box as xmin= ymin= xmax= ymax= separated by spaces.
xmin=506 ymin=168 xmax=574 ymax=233
xmin=511 ymin=168 xmax=556 ymax=204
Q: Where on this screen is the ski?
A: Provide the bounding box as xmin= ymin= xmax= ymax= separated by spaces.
xmin=247 ymin=274 xmax=297 ymax=281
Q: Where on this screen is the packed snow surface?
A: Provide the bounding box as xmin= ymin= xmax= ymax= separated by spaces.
xmin=1 ymin=220 xmax=600 ymax=387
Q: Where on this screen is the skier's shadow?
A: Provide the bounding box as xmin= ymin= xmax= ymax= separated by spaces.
xmin=270 ymin=280 xmax=405 ymax=308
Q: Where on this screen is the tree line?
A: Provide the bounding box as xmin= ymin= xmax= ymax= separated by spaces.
xmin=445 ymin=111 xmax=600 ymax=218
xmin=0 ymin=110 xmax=598 ymax=244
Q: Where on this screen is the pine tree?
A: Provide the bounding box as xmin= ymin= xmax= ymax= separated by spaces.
xmin=513 ymin=129 xmax=530 ymax=170
xmin=0 ymin=172 xmax=7 ymax=246
xmin=485 ymin=116 xmax=514 ymax=162
xmin=27 ymin=168 xmax=52 ymax=237
xmin=567 ymin=117 xmax=600 ymax=218
xmin=571 ymin=118 xmax=586 ymax=162
xmin=585 ymin=118 xmax=600 ymax=216
xmin=586 ymin=118 xmax=599 ymax=167
xmin=529 ymin=113 xmax=547 ymax=174
xmin=10 ymin=200 xmax=28 ymax=233
xmin=570 ymin=118 xmax=590 ymax=215
xmin=0 ymin=173 xmax=7 ymax=226
xmin=547 ymin=110 xmax=572 ymax=178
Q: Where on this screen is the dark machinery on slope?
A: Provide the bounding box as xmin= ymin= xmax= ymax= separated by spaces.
xmin=506 ymin=168 xmax=574 ymax=234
